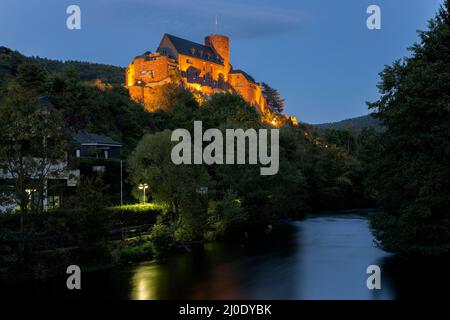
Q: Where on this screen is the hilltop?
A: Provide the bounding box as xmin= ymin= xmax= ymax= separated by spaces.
xmin=0 ymin=46 xmax=124 ymax=85
xmin=312 ymin=114 xmax=382 ymax=132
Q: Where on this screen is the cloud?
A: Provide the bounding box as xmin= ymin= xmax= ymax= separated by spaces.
xmin=101 ymin=0 xmax=307 ymax=39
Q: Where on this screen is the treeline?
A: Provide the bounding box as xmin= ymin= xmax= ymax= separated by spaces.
xmin=366 ymin=1 xmax=450 ymax=256
xmin=312 ymin=114 xmax=382 ymax=133
xmin=0 ymin=46 xmax=125 ymax=85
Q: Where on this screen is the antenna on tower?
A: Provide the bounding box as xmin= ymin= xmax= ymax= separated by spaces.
xmin=215 ymin=14 xmax=218 ymax=34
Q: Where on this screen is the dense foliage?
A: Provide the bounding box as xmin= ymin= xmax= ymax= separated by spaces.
xmin=368 ymin=1 xmax=450 ymax=256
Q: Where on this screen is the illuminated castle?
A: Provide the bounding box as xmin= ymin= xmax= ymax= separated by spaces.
xmin=125 ymin=33 xmax=269 ymax=114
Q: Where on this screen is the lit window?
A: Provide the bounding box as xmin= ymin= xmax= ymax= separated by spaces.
xmin=76 ymin=149 xmax=81 ymax=158
xmin=47 ymin=196 xmax=61 ymax=210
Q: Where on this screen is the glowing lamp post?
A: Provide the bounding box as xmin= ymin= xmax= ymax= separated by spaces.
xmin=138 ymin=183 xmax=148 ymax=204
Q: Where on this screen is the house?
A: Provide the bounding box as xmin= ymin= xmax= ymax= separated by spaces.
xmin=73 ymin=132 xmax=122 ymax=160
xmin=0 ymin=159 xmax=80 ymax=213
xmin=0 ymin=132 xmax=123 ymax=213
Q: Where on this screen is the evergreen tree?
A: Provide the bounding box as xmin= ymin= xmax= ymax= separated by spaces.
xmin=368 ymin=1 xmax=450 ymax=256
xmin=262 ymin=82 xmax=285 ymax=114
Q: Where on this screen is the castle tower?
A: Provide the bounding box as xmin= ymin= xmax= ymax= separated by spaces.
xmin=205 ymin=34 xmax=231 ymax=74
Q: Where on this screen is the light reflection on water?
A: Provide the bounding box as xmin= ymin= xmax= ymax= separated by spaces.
xmin=130 ymin=262 xmax=160 ymax=300
xmin=4 ymin=212 xmax=450 ymax=299
xmin=123 ymin=213 xmax=395 ymax=300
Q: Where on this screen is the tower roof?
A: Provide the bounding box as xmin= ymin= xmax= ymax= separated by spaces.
xmin=161 ymin=34 xmax=224 ymax=65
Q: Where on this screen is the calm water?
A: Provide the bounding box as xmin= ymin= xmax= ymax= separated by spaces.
xmin=4 ymin=212 xmax=449 ymax=299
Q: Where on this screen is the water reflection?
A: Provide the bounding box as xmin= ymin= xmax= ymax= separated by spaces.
xmin=4 ymin=211 xmax=449 ymax=299
xmin=123 ymin=213 xmax=394 ymax=299
xmin=129 ymin=262 xmax=160 ymax=300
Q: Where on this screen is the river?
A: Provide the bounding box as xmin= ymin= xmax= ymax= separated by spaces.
xmin=4 ymin=211 xmax=449 ymax=299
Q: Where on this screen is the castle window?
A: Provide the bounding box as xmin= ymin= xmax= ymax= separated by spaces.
xmin=186 ymin=59 xmax=193 ymax=64
xmin=149 ymin=70 xmax=154 ymax=78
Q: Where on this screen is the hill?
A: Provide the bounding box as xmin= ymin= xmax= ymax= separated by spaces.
xmin=0 ymin=46 xmax=124 ymax=85
xmin=312 ymin=114 xmax=382 ymax=132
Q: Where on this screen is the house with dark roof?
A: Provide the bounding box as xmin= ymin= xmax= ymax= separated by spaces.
xmin=0 ymin=131 xmax=124 ymax=213
xmin=73 ymin=132 xmax=122 ymax=159
xmin=126 ymin=33 xmax=269 ymax=114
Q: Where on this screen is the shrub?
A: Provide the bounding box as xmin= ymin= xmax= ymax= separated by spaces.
xmin=150 ymin=222 xmax=175 ymax=257
xmin=107 ymin=203 xmax=164 ymax=227
xmin=117 ymin=240 xmax=154 ymax=263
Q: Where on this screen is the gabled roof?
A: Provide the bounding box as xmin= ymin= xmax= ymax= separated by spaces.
xmin=161 ymin=34 xmax=223 ymax=65
xmin=74 ymin=132 xmax=122 ymax=147
xmin=229 ymin=69 xmax=256 ymax=83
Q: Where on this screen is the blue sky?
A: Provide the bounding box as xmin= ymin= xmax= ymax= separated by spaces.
xmin=0 ymin=0 xmax=444 ymax=123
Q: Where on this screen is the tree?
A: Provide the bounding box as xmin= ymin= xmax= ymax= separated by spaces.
xmin=201 ymin=93 xmax=261 ymax=128
xmin=128 ymin=130 xmax=210 ymax=221
xmin=262 ymin=82 xmax=285 ymax=114
xmin=0 ymin=79 xmax=69 ymax=230
xmin=368 ymin=1 xmax=450 ymax=256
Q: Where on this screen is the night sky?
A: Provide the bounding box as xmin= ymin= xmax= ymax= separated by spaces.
xmin=0 ymin=0 xmax=443 ymax=123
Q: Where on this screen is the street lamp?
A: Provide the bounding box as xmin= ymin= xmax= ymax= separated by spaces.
xmin=138 ymin=183 xmax=149 ymax=204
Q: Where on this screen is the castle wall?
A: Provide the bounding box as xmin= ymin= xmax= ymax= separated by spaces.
xmin=128 ymin=85 xmax=144 ymax=104
xmin=126 ymin=54 xmax=172 ymax=87
xmin=126 ymin=34 xmax=270 ymax=116
xmin=228 ymin=73 xmax=267 ymax=114
xmin=178 ymin=54 xmax=226 ymax=81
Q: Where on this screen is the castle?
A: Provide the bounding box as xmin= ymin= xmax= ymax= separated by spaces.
xmin=125 ymin=33 xmax=269 ymax=114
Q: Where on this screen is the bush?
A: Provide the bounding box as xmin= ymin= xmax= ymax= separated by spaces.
xmin=150 ymin=222 xmax=175 ymax=257
xmin=117 ymin=240 xmax=154 ymax=263
xmin=107 ymin=203 xmax=164 ymax=227
xmin=207 ymin=190 xmax=248 ymax=240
